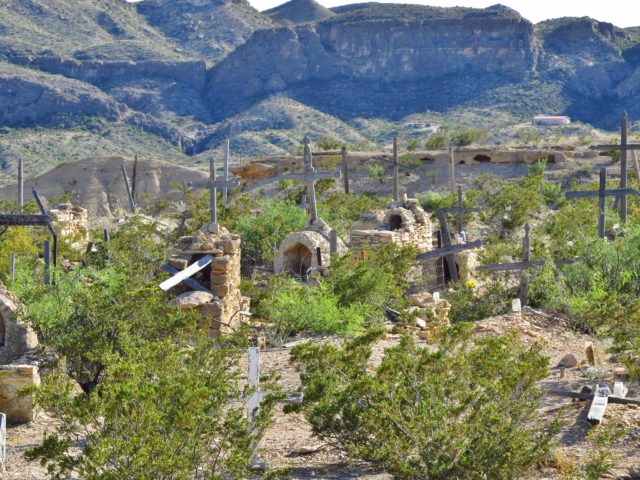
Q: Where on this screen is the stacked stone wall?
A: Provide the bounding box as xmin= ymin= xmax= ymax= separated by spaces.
xmin=0 ymin=364 xmax=39 ymax=424
xmin=48 ymin=203 xmax=89 ymax=242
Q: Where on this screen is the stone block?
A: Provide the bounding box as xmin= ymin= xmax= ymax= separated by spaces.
xmin=213 ymin=284 xmax=230 ymax=297
xmin=168 ymin=257 xmax=188 ymax=270
xmin=0 ymin=364 xmax=39 ymax=424
xmin=199 ymin=301 xmax=224 ymax=318
xmin=169 ymin=291 xmax=215 ymax=310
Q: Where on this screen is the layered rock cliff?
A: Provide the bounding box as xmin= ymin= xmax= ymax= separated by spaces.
xmin=205 ymin=5 xmax=538 ymax=119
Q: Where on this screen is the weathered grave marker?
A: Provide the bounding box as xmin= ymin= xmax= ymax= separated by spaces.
xmin=245 ymin=347 xmax=303 ymax=470
xmin=438 ymin=185 xmax=483 ymax=235
xmin=448 ymin=148 xmax=456 ymax=194
xmin=565 ymin=167 xmax=639 ymax=238
xmin=478 ymin=224 xmax=574 ymax=305
xmin=190 ymin=156 xmax=240 ymax=228
xmin=131 ymin=154 xmax=139 ymax=203
xmin=44 ymin=240 xmax=51 ymax=285
xmin=17 ymin=159 xmax=23 ymax=211
xmin=120 ymin=164 xmax=136 ymax=213
xmin=32 ymin=189 xmax=58 ymax=267
xmin=0 ymin=413 xmax=5 ymax=471
xmin=222 ymin=139 xmax=231 ymax=206
xmin=590 ymin=112 xmax=640 ymax=224
xmin=159 ymin=255 xmax=214 ymax=292
xmin=393 ymin=136 xmax=400 ymax=202
xmin=341 ymin=146 xmax=350 ymax=194
xmin=9 ymin=254 xmax=15 ymax=282
xmin=281 ymin=138 xmax=341 ymax=223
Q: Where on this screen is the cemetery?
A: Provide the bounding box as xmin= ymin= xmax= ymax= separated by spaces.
xmin=0 ymin=117 xmax=640 ymax=479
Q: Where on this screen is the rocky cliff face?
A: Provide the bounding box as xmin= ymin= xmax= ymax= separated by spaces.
xmin=205 ymin=6 xmax=538 ymax=119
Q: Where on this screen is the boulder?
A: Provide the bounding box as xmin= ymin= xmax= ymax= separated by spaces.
xmin=169 ymin=291 xmax=215 ymax=310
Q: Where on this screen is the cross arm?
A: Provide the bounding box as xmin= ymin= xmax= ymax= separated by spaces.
xmin=438 ymin=207 xmax=484 ymax=213
xmin=566 ymin=188 xmax=639 ymax=199
xmin=415 ymin=239 xmax=482 ymax=261
xmin=189 ymin=178 xmax=241 ymax=189
xmin=590 ymin=144 xmax=640 ymax=152
xmin=0 ymin=214 xmax=54 ymax=227
xmin=282 ymin=170 xmax=341 ymax=181
xmin=478 ymin=258 xmax=574 ymax=273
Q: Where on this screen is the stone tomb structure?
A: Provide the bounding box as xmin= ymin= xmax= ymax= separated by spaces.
xmin=168 ymin=224 xmax=250 ymax=336
xmin=275 ymin=218 xmax=346 ymax=279
xmin=350 ymin=199 xmax=433 ymax=253
xmin=0 ymin=283 xmax=39 ymax=424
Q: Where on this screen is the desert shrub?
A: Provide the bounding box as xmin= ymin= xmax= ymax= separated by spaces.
xmin=399 ymin=153 xmax=421 ymax=168
xmin=425 ymin=131 xmax=448 ymax=149
xmin=516 ymin=128 xmax=542 ymax=144
xmin=26 ymin=335 xmax=265 ymax=480
xmin=368 ymin=164 xmax=386 ymax=183
xmin=445 ymin=282 xmax=513 ymax=323
xmin=235 ymin=199 xmax=307 ymax=261
xmin=261 ymin=277 xmax=366 ymax=343
xmin=450 ymin=128 xmax=486 ymax=146
xmin=318 ymin=192 xmax=389 ymax=237
xmin=315 ymin=136 xmax=342 ymax=151
xmin=418 ymin=191 xmax=456 ymax=211
xmin=327 ymin=244 xmax=416 ymax=317
xmin=539 ymin=180 xmax=564 ymax=206
xmin=288 ymin=325 xmax=558 ymax=480
xmin=483 ymin=175 xmax=543 ymax=235
xmin=529 ymin=158 xmax=547 ymax=176
xmin=406 ymin=137 xmax=419 ymax=151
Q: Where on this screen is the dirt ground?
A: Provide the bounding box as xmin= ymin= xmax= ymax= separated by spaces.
xmin=6 ymin=308 xmax=640 ymax=479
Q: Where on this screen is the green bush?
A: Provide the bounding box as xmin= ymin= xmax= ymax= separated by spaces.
xmin=425 ymin=131 xmax=448 ymax=150
xmin=445 ymin=282 xmax=513 ymax=323
xmin=316 ymin=136 xmax=342 ymax=151
xmin=235 ymin=199 xmax=307 ymax=260
xmin=450 ymin=128 xmax=486 ymax=147
xmin=399 ymin=153 xmax=422 ymax=169
xmin=288 ymin=325 xmax=558 ymax=480
xmin=261 ymin=277 xmax=366 ymax=343
xmin=368 ymin=164 xmax=386 ymax=183
xmin=539 ymin=180 xmax=564 ymax=206
xmin=529 ymin=159 xmax=547 ymax=176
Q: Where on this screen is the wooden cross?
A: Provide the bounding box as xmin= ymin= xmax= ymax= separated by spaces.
xmin=190 ymin=156 xmax=240 ymax=227
xmin=590 ymin=112 xmax=640 ymax=224
xmin=550 ymin=382 xmax=634 ymax=425
xmin=478 ymin=224 xmax=574 ymax=305
xmin=416 ymin=211 xmax=482 ymax=283
xmin=565 ymin=167 xmax=639 ymax=238
xmin=438 ymin=185 xmax=483 ymax=235
xmin=281 ymin=138 xmax=341 ymax=223
xmin=298 ymin=194 xmax=308 ymax=213
xmin=341 ymin=146 xmax=350 ymax=194
xmin=246 ymin=347 xmax=303 ymax=470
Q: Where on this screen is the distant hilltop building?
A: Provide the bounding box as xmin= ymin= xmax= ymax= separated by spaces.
xmin=533 ymin=115 xmax=571 ymax=126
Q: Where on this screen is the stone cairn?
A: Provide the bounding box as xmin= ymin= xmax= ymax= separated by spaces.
xmin=47 ymin=203 xmax=89 ymax=246
xmin=0 ymin=282 xmax=40 ymax=424
xmin=169 ymin=224 xmax=250 ymax=336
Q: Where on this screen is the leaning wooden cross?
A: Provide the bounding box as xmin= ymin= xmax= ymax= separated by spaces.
xmin=280 ymin=138 xmax=341 ymax=223
xmin=565 ymin=167 xmax=639 ymax=238
xmin=190 ymin=156 xmax=240 ymax=229
xmin=590 ymin=111 xmax=640 ymax=224
xmin=159 ymin=255 xmax=215 ymax=292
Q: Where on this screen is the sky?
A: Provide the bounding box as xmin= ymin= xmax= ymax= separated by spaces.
xmin=247 ymin=0 xmax=640 ymax=28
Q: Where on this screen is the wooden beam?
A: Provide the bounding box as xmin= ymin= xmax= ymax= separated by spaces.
xmin=590 ymin=144 xmax=640 ymax=151
xmin=0 ymin=214 xmax=52 ymax=226
xmin=565 ymin=188 xmax=639 ymax=199
xmin=415 ymin=239 xmax=482 ymax=261
xmin=478 ymin=258 xmax=574 ymax=273
xmin=161 ymin=265 xmax=214 ymax=294
xmin=548 ymin=389 xmax=640 ymax=406
xmin=159 ymin=255 xmax=213 ymax=291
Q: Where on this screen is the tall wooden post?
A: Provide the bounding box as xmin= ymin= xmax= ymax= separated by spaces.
xmin=9 ymin=254 xmax=15 ymax=282
xmin=449 ymin=148 xmax=456 ymax=194
xmin=341 ymin=146 xmax=350 ymax=194
xmin=621 ymin=111 xmax=628 ymax=224
xmin=18 ymin=159 xmax=24 ymax=211
xmin=121 ymin=165 xmax=136 ymax=213
xmin=131 ymin=154 xmax=138 ymax=203
xmin=44 ymin=240 xmax=51 ymax=285
xmin=457 ymin=185 xmax=464 ymax=234
xmin=519 ymin=223 xmax=531 ymax=305
xmin=599 ymin=167 xmax=607 ymax=239
xmin=329 ymin=229 xmax=338 ymax=256
xmin=393 ymin=136 xmax=399 ymax=202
